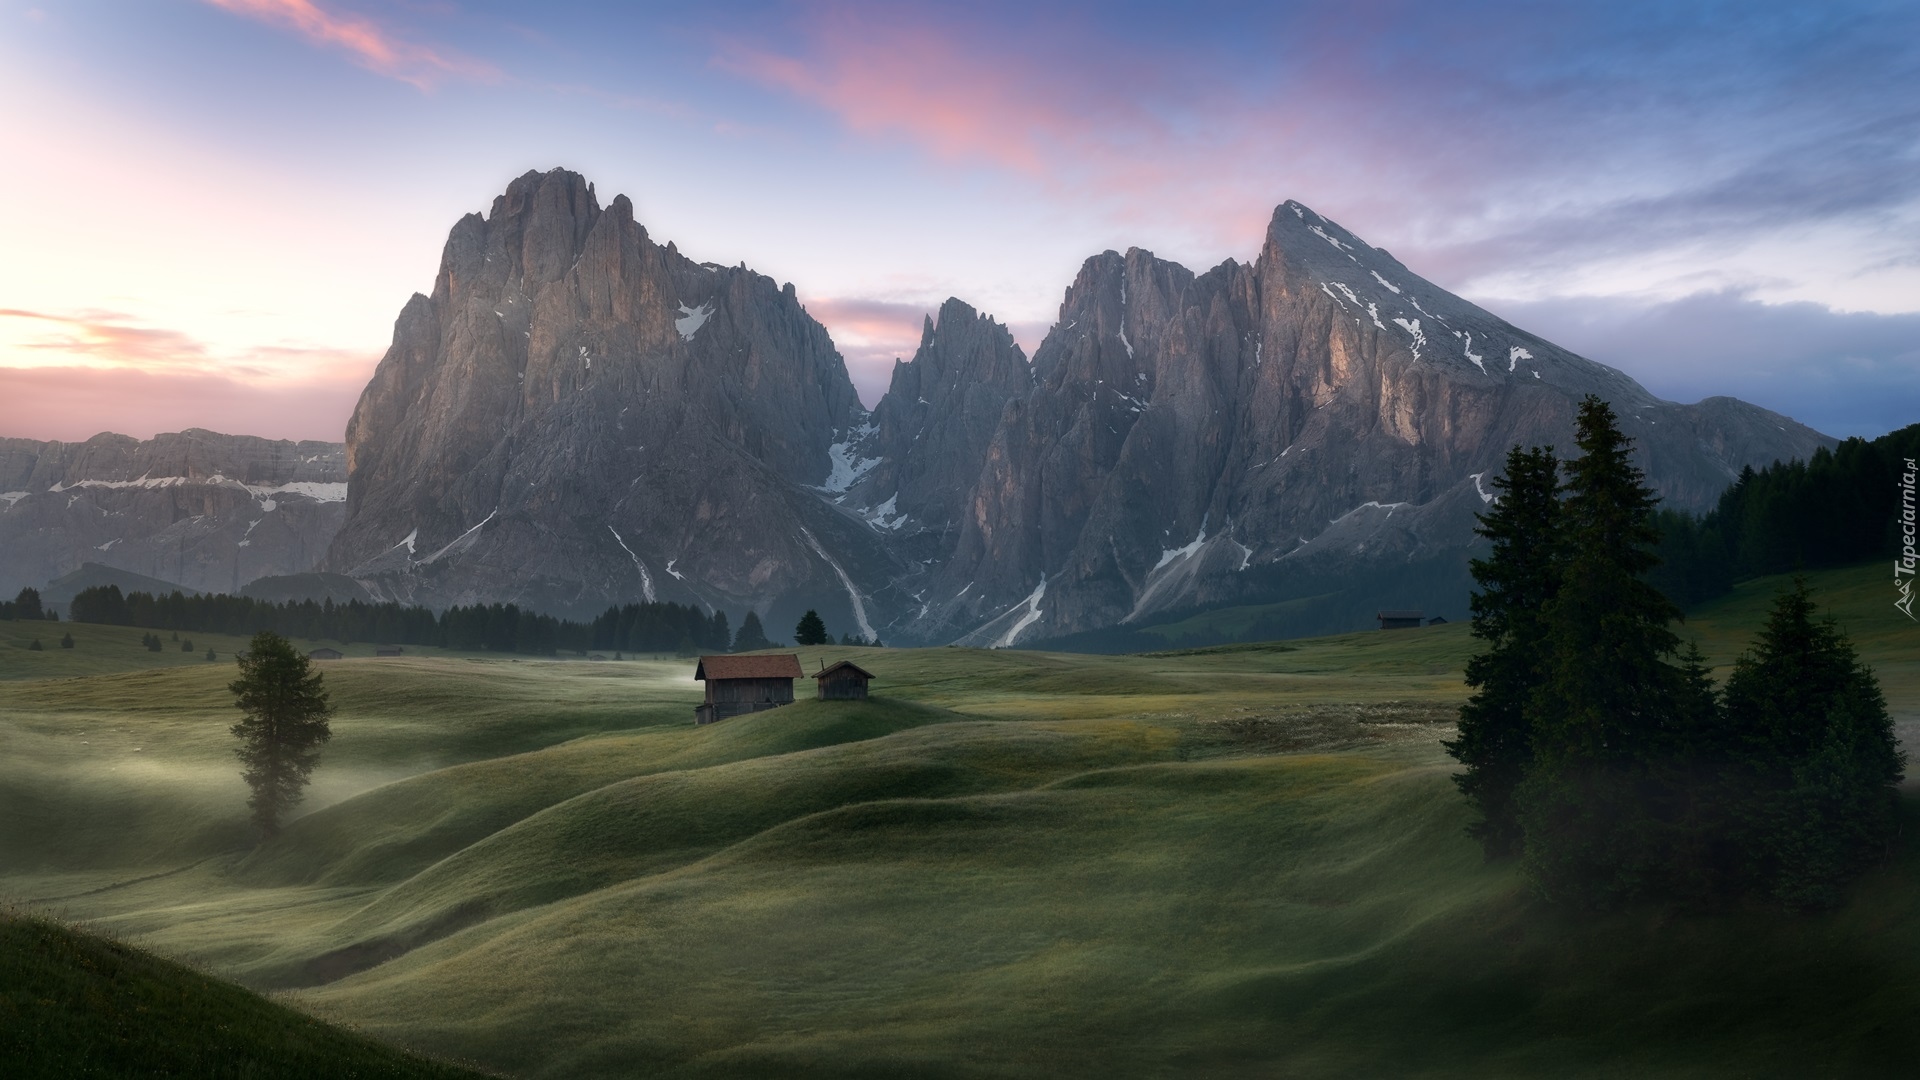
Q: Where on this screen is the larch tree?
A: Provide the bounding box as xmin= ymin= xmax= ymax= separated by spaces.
xmin=1446 ymin=444 xmax=1563 ymax=858
xmin=229 ymin=630 xmax=333 ymax=841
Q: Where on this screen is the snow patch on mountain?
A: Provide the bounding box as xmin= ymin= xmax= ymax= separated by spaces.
xmin=996 ymin=576 xmax=1047 ymax=648
xmin=819 ymin=422 xmax=879 ymax=493
xmin=1154 ymin=515 xmax=1210 ymax=571
xmin=799 ymin=525 xmax=875 ymax=641
xmin=1392 ymin=318 xmax=1426 ymax=360
xmin=674 ymin=302 xmax=714 ymax=341
xmin=608 ymin=525 xmax=655 ymax=602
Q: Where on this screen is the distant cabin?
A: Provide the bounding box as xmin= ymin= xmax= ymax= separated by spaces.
xmin=1426 ymin=616 xmax=1448 ymax=626
xmin=1377 ymin=610 xmax=1423 ymax=631
xmin=376 ymin=644 xmax=404 ymax=657
xmin=308 ymin=647 xmax=344 ymax=660
xmin=813 ymin=660 xmax=874 ymax=701
xmin=693 ymin=654 xmax=803 ymax=725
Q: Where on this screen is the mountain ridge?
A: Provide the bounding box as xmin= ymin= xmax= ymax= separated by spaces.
xmin=0 ymin=429 xmax=346 ymax=600
xmin=1 ymin=171 xmax=1834 ymax=644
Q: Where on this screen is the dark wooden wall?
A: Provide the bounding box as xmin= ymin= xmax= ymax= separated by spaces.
xmin=705 ymin=677 xmax=795 ymax=706
xmin=816 ymin=672 xmax=869 ymax=700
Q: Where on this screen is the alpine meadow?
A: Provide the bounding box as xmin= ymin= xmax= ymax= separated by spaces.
xmin=6 ymin=2 xmax=1920 ymax=1076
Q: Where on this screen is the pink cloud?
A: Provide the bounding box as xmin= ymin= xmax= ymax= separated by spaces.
xmin=805 ymin=296 xmax=1049 ymax=409
xmin=202 ymin=0 xmax=499 ymax=90
xmin=0 ymin=309 xmax=375 ymax=442
xmin=711 ymin=12 xmax=1304 ymax=250
xmin=0 ymin=307 xmax=210 ymax=370
xmin=803 ymin=296 xmax=930 ymax=406
xmin=0 ymin=364 xmax=371 ymax=443
xmin=706 ymin=8 xmax=1548 ymax=275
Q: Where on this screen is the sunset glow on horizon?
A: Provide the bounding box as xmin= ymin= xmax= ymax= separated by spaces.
xmin=3 ymin=0 xmax=1917 ymax=443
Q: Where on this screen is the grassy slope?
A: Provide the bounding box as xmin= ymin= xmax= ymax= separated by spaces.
xmin=1 ymin=563 xmax=1914 ymax=1078
xmin=0 ymin=911 xmax=491 ymax=1079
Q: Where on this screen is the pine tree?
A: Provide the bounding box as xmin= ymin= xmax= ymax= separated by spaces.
xmin=13 ymin=587 xmax=43 ymax=620
xmin=794 ymin=610 xmax=829 ymax=646
xmin=732 ymin=611 xmax=772 ymax=652
xmin=59 ymin=632 xmax=74 ymax=649
xmin=1721 ymin=579 xmax=1905 ymax=909
xmin=1446 ymin=445 xmax=1562 ymax=857
xmin=228 ymin=630 xmax=333 ymax=840
xmin=1517 ymin=396 xmax=1695 ymax=907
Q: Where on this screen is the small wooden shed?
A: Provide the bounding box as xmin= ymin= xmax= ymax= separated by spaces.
xmin=376 ymin=644 xmax=404 ymax=657
xmin=308 ymin=647 xmax=344 ymax=660
xmin=693 ymin=653 xmax=803 ymax=725
xmin=813 ymin=659 xmax=874 ymax=701
xmin=1377 ymin=610 xmax=1424 ymax=631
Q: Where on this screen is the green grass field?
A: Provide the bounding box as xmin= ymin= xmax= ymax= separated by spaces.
xmin=2 ymin=563 xmax=1915 ymax=1077
xmin=0 ymin=909 xmax=491 ymax=1078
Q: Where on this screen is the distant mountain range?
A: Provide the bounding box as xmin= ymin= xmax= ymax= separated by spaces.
xmin=2 ymin=169 xmax=1833 ymax=643
xmin=0 ymin=431 xmax=344 ymax=601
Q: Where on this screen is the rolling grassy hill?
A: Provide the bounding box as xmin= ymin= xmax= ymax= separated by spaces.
xmin=0 ymin=910 xmax=491 ymax=1078
xmin=2 ymin=563 xmax=1915 ymax=1077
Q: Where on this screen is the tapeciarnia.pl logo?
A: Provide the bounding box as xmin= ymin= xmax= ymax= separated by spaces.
xmin=1898 ymin=456 xmax=1917 ymax=620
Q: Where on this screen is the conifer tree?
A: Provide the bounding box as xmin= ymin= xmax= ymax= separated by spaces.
xmin=1446 ymin=444 xmax=1562 ymax=857
xmin=794 ymin=609 xmax=829 ymax=646
xmin=1721 ymin=579 xmax=1905 ymax=909
xmin=228 ymin=630 xmax=333 ymax=840
xmin=13 ymin=587 xmax=43 ymax=620
xmin=1516 ymin=396 xmax=1693 ymax=906
xmin=732 ymin=611 xmax=772 ymax=652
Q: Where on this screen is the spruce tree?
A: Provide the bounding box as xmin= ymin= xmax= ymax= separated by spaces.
xmin=732 ymin=611 xmax=772 ymax=652
xmin=1516 ymin=396 xmax=1694 ymax=907
xmin=794 ymin=610 xmax=829 ymax=646
xmin=13 ymin=587 xmax=43 ymax=620
xmin=1721 ymin=579 xmax=1905 ymax=909
xmin=228 ymin=630 xmax=333 ymax=840
xmin=1446 ymin=445 xmax=1562 ymax=857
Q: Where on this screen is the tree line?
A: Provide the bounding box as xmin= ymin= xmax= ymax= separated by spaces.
xmin=1651 ymin=422 xmax=1920 ymax=607
xmin=1 ymin=587 xmax=57 ymax=622
xmin=67 ymin=585 xmax=771 ymax=657
xmin=1449 ymin=397 xmax=1904 ymax=911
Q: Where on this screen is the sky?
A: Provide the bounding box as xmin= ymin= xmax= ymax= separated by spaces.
xmin=1 ymin=0 xmax=1916 ymax=443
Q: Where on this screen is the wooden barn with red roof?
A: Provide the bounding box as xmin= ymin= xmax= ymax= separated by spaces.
xmin=693 ymin=653 xmax=804 ymax=725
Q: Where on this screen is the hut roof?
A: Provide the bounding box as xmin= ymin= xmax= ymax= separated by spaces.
xmin=695 ymin=654 xmax=803 ymax=681
xmin=1377 ymin=610 xmax=1424 ymax=620
xmin=813 ymin=660 xmax=875 ymax=681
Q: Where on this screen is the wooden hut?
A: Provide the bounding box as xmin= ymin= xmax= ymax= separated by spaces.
xmin=376 ymin=644 xmax=404 ymax=657
xmin=308 ymin=647 xmax=344 ymax=660
xmin=813 ymin=659 xmax=874 ymax=701
xmin=1377 ymin=610 xmax=1424 ymax=631
xmin=693 ymin=654 xmax=803 ymax=725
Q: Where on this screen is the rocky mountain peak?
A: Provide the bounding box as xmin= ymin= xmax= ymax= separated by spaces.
xmin=326 ymin=169 xmax=876 ymax=625
xmin=303 ymin=179 xmax=1834 ymax=649
xmin=836 ymin=297 xmax=1031 ymax=544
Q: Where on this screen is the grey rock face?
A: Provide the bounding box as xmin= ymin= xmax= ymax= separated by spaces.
xmin=903 ymin=202 xmax=1832 ymax=646
xmin=302 ymin=171 xmax=1833 ymax=647
xmin=325 ymin=168 xmax=889 ymax=629
xmin=0 ymin=430 xmax=346 ymax=600
xmin=831 ymin=298 xmax=1032 ymax=550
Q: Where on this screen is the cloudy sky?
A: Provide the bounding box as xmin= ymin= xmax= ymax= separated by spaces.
xmin=2 ymin=0 xmax=1916 ymax=442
